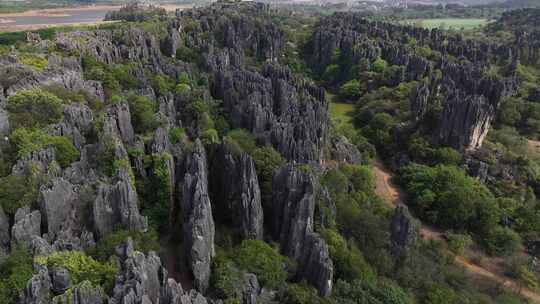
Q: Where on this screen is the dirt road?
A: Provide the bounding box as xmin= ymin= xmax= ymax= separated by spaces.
xmin=372 ymin=159 xmax=540 ymax=302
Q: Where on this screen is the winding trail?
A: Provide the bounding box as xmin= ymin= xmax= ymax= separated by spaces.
xmin=372 ymin=158 xmax=540 ymax=303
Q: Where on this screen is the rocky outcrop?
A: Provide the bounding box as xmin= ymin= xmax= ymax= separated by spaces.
xmin=92 ymin=168 xmax=147 ymax=239
xmin=19 ymin=266 xmax=52 ymax=304
xmin=12 ymin=148 xmax=56 ymax=176
xmin=0 ymin=205 xmax=10 ymax=255
xmin=212 ymin=63 xmax=329 ymax=163
xmin=437 ymin=94 xmax=494 ymax=150
xmin=102 ymin=102 xmax=135 ymax=145
xmin=181 ymin=140 xmax=215 ymax=293
xmin=52 ymin=281 xmax=105 ymax=304
xmin=39 ymin=178 xmax=80 ymax=241
xmin=390 ymin=205 xmax=420 ymax=258
xmin=11 ymin=207 xmax=41 ymax=246
xmin=111 ymin=239 xmax=210 ymax=304
xmin=272 ymin=164 xmax=333 ymax=296
xmin=329 ymin=136 xmax=361 ymax=164
xmin=211 ymin=142 xmax=263 ymax=240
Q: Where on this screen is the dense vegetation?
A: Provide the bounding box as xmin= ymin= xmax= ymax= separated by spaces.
xmin=0 ymin=2 xmax=539 ymax=304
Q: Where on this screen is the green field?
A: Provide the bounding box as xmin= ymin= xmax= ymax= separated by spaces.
xmin=329 ymin=101 xmax=354 ymax=126
xmin=405 ymin=18 xmax=489 ymax=30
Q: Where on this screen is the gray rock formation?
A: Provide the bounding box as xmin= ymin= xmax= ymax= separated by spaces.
xmin=181 ymin=140 xmax=215 ymax=293
xmin=329 ymin=136 xmax=362 ymax=164
xmin=0 ymin=205 xmax=10 ymax=255
xmin=93 ymin=168 xmax=147 ymax=238
xmin=11 ymin=207 xmax=41 ymax=246
xmin=39 ymin=178 xmax=80 ymax=241
xmin=52 ymin=281 xmax=105 ymax=304
xmin=102 ymin=102 xmax=135 ymax=145
xmin=390 ymin=205 xmax=420 ymax=258
xmin=211 ymin=142 xmax=263 ymax=240
xmin=12 ymin=148 xmax=56 ymax=176
xmin=272 ymin=164 xmax=333 ymax=296
xmin=51 ymin=267 xmax=71 ymax=294
xmin=437 ymin=94 xmax=494 ymax=151
xmin=111 ymin=239 xmax=209 ymax=304
xmin=19 ymin=266 xmax=52 ymax=304
xmin=211 ymin=63 xmax=329 ymax=163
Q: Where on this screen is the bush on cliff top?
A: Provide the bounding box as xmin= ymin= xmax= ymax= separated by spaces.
xmin=6 ymin=89 xmax=64 ymax=129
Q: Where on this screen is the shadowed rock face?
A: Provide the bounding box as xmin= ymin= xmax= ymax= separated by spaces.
xmin=211 ymin=142 xmax=264 ymax=240
xmin=181 ymin=140 xmax=215 ymax=293
xmin=19 ymin=239 xmax=211 ymax=304
xmin=11 ymin=207 xmax=41 ymax=246
xmin=390 ymin=205 xmax=420 ymax=258
xmin=272 ymin=164 xmax=334 ymax=297
xmin=212 ymin=63 xmax=329 ymax=163
xmin=93 ymin=168 xmax=148 ymax=239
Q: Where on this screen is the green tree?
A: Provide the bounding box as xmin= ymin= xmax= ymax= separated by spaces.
xmin=233 ymin=240 xmax=287 ymax=289
xmin=6 ymin=89 xmax=63 ymax=129
xmin=339 ymin=79 xmax=362 ymax=100
xmin=127 ymin=94 xmax=158 ymax=134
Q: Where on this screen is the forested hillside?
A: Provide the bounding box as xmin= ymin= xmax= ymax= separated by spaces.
xmin=0 ymin=2 xmax=539 ymax=304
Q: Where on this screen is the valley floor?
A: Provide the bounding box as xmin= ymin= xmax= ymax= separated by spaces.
xmin=372 ymin=156 xmax=540 ymax=303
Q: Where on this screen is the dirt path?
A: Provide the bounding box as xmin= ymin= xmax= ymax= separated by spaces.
xmin=372 ymin=158 xmax=540 ymax=302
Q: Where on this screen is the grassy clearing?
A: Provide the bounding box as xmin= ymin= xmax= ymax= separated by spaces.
xmin=328 ymin=93 xmax=355 ymax=126
xmin=404 ymin=18 xmax=489 ymax=30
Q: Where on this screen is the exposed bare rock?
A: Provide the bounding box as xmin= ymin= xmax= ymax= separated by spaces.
xmin=39 ymin=178 xmax=80 ymax=240
xmin=0 ymin=205 xmax=10 ymax=255
xmin=92 ymin=168 xmax=147 ymax=239
xmin=110 ymin=239 xmax=210 ymax=304
xmin=12 ymin=148 xmax=56 ymax=176
xmin=329 ymin=136 xmax=361 ymax=164
xmin=437 ymin=94 xmax=494 ymax=150
xmin=272 ymin=164 xmax=333 ymax=296
xmin=390 ymin=204 xmax=420 ymax=258
xmin=211 ymin=142 xmax=264 ymax=240
xmin=19 ymin=266 xmax=52 ymax=304
xmin=181 ymin=140 xmax=215 ymax=293
xmin=52 ymin=281 xmax=105 ymax=304
xmin=11 ymin=207 xmax=41 ymax=246
xmin=103 ymin=102 xmax=135 ymax=145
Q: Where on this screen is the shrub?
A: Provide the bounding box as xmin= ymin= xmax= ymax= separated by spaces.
xmin=143 ymin=153 xmax=173 ymax=232
xmin=88 ymin=229 xmax=160 ymax=262
xmin=372 ymin=58 xmax=388 ymax=73
xmin=0 ymin=174 xmax=38 ymax=216
xmin=482 ymin=226 xmax=522 ymax=256
xmin=202 ymin=128 xmax=220 ymax=146
xmin=339 ymin=79 xmax=362 ymax=100
xmin=175 ymin=83 xmax=191 ymax=94
xmin=399 ymin=164 xmax=500 ymax=233
xmin=169 ymin=127 xmax=186 ymax=144
xmin=433 ymin=147 xmax=462 ymax=166
xmin=283 ymin=283 xmax=324 ymax=304
xmin=0 ymin=245 xmax=34 ymax=304
xmin=445 ymin=233 xmax=473 ymax=255
xmin=35 ymin=251 xmax=117 ymax=291
xmin=151 ymin=74 xmax=175 ymax=95
xmin=212 ymin=251 xmax=244 ymax=299
xmin=226 ymin=129 xmax=256 ymax=153
xmin=18 ymin=53 xmax=48 ymax=71
xmin=49 ymin=136 xmax=80 ymax=167
xmin=6 ymin=89 xmax=63 ymax=129
xmin=251 ymin=146 xmax=286 ymax=196
xmin=11 ymin=128 xmax=79 ymax=168
xmin=321 ymin=229 xmax=376 ymax=282
xmin=127 ymin=94 xmax=158 ymax=134
xmin=340 ymin=164 xmax=375 ymax=194
xmin=233 ymin=240 xmax=287 ymax=289
xmin=423 ymin=284 xmax=460 ymax=304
